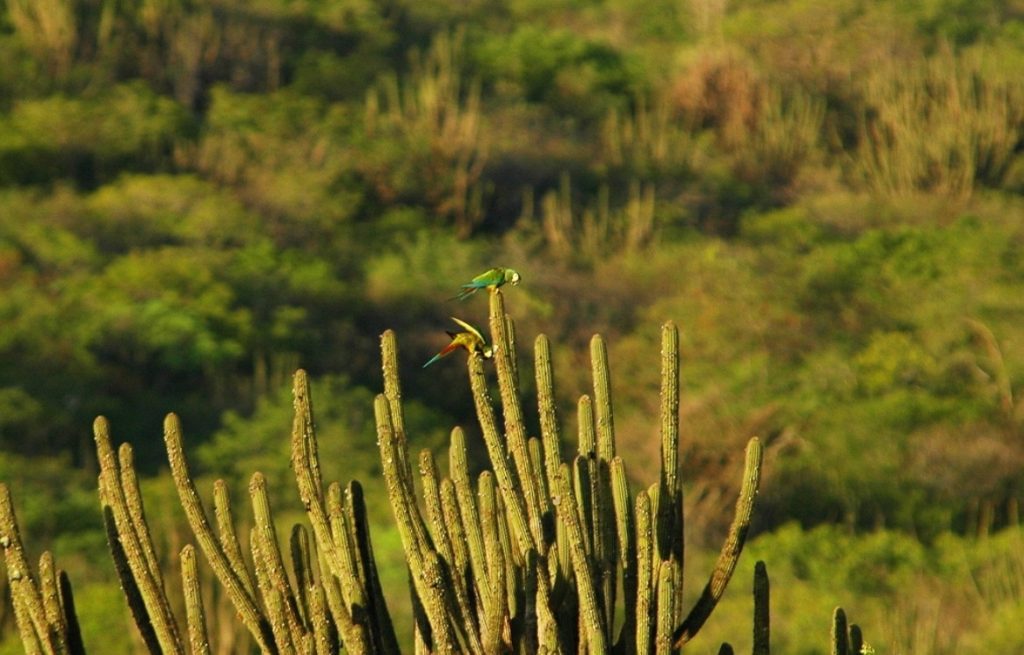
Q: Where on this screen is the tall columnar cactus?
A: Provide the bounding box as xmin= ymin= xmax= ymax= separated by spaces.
xmin=830 ymin=607 xmax=868 ymax=655
xmin=349 ymin=288 xmax=764 ymax=653
xmin=0 ymin=482 xmax=85 ymax=655
xmin=4 ymin=290 xmax=885 ymax=654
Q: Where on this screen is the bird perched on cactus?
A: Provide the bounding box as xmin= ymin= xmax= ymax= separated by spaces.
xmin=452 ymin=267 xmax=521 ymax=301
xmin=423 ymin=317 xmax=494 ymax=368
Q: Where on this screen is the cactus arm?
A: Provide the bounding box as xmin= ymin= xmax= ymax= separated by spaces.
xmin=495 ymin=494 xmax=517 ymax=618
xmin=554 ymin=467 xmax=607 ymax=653
xmin=449 ymin=427 xmax=493 ymax=619
xmin=753 ymin=561 xmax=770 ymax=655
xmin=163 ymin=413 xmax=275 ymax=653
xmin=535 ymin=334 xmax=565 ymax=510
xmin=373 ymin=391 xmax=427 ymax=569
xmin=38 ymin=552 xmax=67 ymax=649
xmin=317 ymin=548 xmax=365 ymax=654
xmin=375 ymin=394 xmax=459 ymax=652
xmin=325 ymin=484 xmax=366 ymax=620
xmin=849 ymin=623 xmax=864 ymax=655
xmin=117 ymin=444 xmax=165 ymax=592
xmin=420 ymin=450 xmax=456 ymax=567
xmin=290 ymin=372 xmax=372 ymax=654
xmin=488 ymin=289 xmax=548 ymax=554
xmin=593 ymin=463 xmax=614 ymax=635
xmin=673 ymin=436 xmax=763 ymax=647
xmin=346 ymin=481 xmax=402 ymax=655
xmin=528 ymin=437 xmax=555 ymax=546
xmin=1 ymin=483 xmax=59 ymax=654
xmin=634 ymin=490 xmax=653 ymax=655
xmin=656 ymin=322 xmax=680 ymax=566
xmin=253 ymin=531 xmax=297 ymax=655
xmin=55 ymin=571 xmax=85 ymax=655
xmin=420 ymin=550 xmax=458 ymax=653
xmin=506 ymin=313 xmax=521 ymax=383
xmin=380 ymin=329 xmax=412 ymax=478
xmin=291 ymin=526 xmax=313 ymax=627
xmin=467 ymin=352 xmax=534 ymax=560
xmin=552 ymin=462 xmax=574 ymax=602
xmin=591 ymin=335 xmax=616 ymax=462
xmin=420 ymin=449 xmax=483 ymax=654
xmin=250 ymin=472 xmax=306 ymax=645
xmin=832 ymin=607 xmax=849 ymax=655
xmin=306 ymin=572 xmax=336 ymax=655
xmin=654 ymin=561 xmax=675 ymax=655
xmin=479 ymin=472 xmax=507 ymax=653
xmin=380 ymin=333 xmax=437 ymax=561
xmin=572 ymin=456 xmax=595 ymax=560
xmin=96 ymin=417 xmax=184 ymax=655
xmin=180 ymin=545 xmax=212 ymax=655
xmin=213 ymin=479 xmax=258 ymax=599
xmin=534 ymin=557 xmax=560 ymax=654
xmin=610 ymin=457 xmax=635 ymax=651
xmin=591 ymin=336 xmax=620 ymax=635
xmin=100 ymin=503 xmax=160 ymax=654
xmin=578 ymin=395 xmax=596 ymax=457
xmin=440 ymin=479 xmax=471 ymax=588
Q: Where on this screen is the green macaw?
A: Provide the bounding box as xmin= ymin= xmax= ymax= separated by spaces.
xmin=452 ymin=267 xmax=521 ymax=301
xmin=422 ymin=317 xmax=494 ymax=368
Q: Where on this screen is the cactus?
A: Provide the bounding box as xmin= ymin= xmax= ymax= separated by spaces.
xmin=831 ymin=606 xmax=868 ymax=655
xmin=1 ymin=482 xmax=84 ymax=655
xmin=831 ymin=607 xmax=849 ymax=655
xmin=1 ymin=289 xmax=879 ymax=654
xmin=753 ymin=561 xmax=770 ymax=655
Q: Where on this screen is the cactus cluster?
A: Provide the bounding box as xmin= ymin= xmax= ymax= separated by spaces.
xmin=363 ymin=290 xmax=764 ymax=653
xmin=0 ymin=288 xmax=869 ymax=653
xmin=0 ymin=484 xmax=86 ymax=654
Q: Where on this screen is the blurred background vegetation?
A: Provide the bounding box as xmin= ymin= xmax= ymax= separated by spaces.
xmin=1 ymin=0 xmax=1024 ymax=652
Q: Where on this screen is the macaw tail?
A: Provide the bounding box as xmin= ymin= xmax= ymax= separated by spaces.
xmin=423 ymin=341 xmax=460 ymax=367
xmin=449 ymin=286 xmax=479 ymax=301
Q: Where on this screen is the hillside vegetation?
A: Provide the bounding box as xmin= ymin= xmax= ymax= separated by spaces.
xmin=2 ymin=0 xmax=1024 ymax=652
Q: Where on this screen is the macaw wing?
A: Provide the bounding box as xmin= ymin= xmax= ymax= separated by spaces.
xmin=450 ymin=317 xmax=486 ymax=343
xmin=469 ymin=268 xmax=502 ymax=287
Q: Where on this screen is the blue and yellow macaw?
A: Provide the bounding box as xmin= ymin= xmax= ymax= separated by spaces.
xmin=422 ymin=317 xmax=494 ymax=368
xmin=452 ymin=267 xmax=521 ymax=301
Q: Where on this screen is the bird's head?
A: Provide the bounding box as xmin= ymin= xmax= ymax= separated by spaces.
xmin=507 ymin=269 xmax=521 ymax=286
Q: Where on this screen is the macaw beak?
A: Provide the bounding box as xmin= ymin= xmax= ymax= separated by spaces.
xmin=510 ymin=272 xmax=521 ymax=285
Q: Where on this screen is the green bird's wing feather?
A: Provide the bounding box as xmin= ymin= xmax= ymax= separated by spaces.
xmin=470 ymin=268 xmax=503 ymax=287
xmin=450 ymin=317 xmax=486 ymax=344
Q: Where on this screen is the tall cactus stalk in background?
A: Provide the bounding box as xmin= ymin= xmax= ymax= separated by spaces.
xmin=2 ymin=289 xmax=878 ymax=653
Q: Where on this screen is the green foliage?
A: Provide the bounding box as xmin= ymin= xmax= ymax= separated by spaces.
xmin=912 ymin=0 xmax=1009 ymax=45
xmin=0 ymin=82 xmax=192 ymax=185
xmin=195 ymin=87 xmax=362 ymax=228
xmin=84 ymin=174 xmax=259 ymax=250
xmin=474 ymin=25 xmax=641 ymax=120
